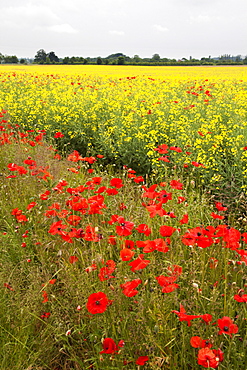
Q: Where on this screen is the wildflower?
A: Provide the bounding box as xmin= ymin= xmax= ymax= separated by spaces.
xmin=100 ymin=338 xmax=118 ymax=354
xmin=170 ymin=179 xmax=183 ymax=190
xmin=110 ymin=178 xmax=123 ymax=188
xmin=190 ymin=336 xmax=212 ymax=348
xmin=98 ymin=260 xmax=116 ymax=281
xmin=86 ymin=292 xmax=110 ymax=314
xmin=217 ymin=316 xmax=238 ymax=336
xmin=69 ymin=256 xmax=79 ymax=264
xmin=215 ymin=202 xmax=227 ymax=211
xmin=179 ymin=214 xmax=188 ymax=224
xmin=136 ymin=356 xmax=149 ymax=366
xmin=128 ymin=254 xmax=150 ymax=272
xmin=40 ymin=312 xmax=50 ymax=319
xmin=136 ymin=223 xmax=152 ymax=236
xmin=159 ymin=225 xmax=177 ymax=237
xmin=116 ymin=217 xmax=134 ymax=236
xmin=120 ymin=248 xmax=135 ymax=261
xmin=172 ymin=304 xmax=201 ymax=326
xmin=211 ymin=212 xmax=224 ymax=220
xmin=54 ymin=132 xmax=64 ymax=138
xmin=120 ymin=278 xmax=142 ymax=297
xmin=197 ymin=347 xmax=219 ymax=368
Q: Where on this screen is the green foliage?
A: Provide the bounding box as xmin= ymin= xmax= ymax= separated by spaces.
xmin=0 ymin=119 xmax=247 ymax=369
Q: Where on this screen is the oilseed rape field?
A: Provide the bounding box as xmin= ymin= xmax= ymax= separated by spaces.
xmin=1 ymin=65 xmax=247 ymax=370
xmin=1 ymin=65 xmax=247 ymax=187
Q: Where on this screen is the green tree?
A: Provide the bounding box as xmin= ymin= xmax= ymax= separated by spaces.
xmin=152 ymin=53 xmax=160 ymax=62
xmin=117 ymin=56 xmax=125 ymax=65
xmin=4 ymin=55 xmax=18 ymax=63
xmin=34 ymin=49 xmax=47 ymax=63
xmin=96 ymin=57 xmax=103 ymax=65
xmin=48 ymin=51 xmax=59 ymax=63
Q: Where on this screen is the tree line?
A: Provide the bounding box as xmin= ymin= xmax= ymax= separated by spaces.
xmin=1 ymin=49 xmax=247 ymax=66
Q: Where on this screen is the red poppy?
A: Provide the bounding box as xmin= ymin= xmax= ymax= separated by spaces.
xmin=170 ymin=179 xmax=183 ymax=190
xmin=136 ymin=223 xmax=152 ymax=236
xmin=153 ymin=144 xmax=169 ymax=154
xmin=159 ymin=225 xmax=177 ymax=237
xmin=217 ymin=316 xmax=238 ymax=336
xmin=190 ymin=336 xmax=212 ymax=348
xmin=67 ymin=150 xmax=83 ymax=162
xmin=116 ymin=217 xmax=134 ymax=236
xmin=170 ymin=146 xmax=182 ymax=152
xmin=86 ymin=291 xmax=109 ymax=314
xmin=136 ymin=356 xmax=149 ymax=366
xmin=211 ymin=212 xmax=224 ymax=220
xmin=215 ymin=202 xmax=227 ymax=211
xmin=27 ymin=201 xmax=37 ymax=210
xmin=67 ymin=215 xmax=81 ymax=226
xmin=100 ymin=338 xmax=118 ymax=354
xmin=98 ymin=260 xmax=116 ymax=281
xmin=134 ymin=176 xmax=144 ymax=183
xmin=234 ymin=293 xmax=247 ymax=302
xmin=120 ymin=248 xmax=135 ymax=261
xmin=158 ymin=156 xmax=170 ymax=162
xmin=110 ymin=178 xmax=123 ymax=188
xmin=120 ymin=278 xmax=142 ymax=297
xmin=69 ymin=256 xmax=79 ymax=264
xmin=128 ymin=254 xmax=150 ymax=272
xmin=106 ymin=188 xmax=118 ymax=195
xmin=172 ymin=304 xmax=202 ymax=327
xmin=197 ymin=348 xmax=219 ymax=368
xmin=179 ymin=214 xmax=188 ymax=224
xmin=54 ymin=132 xmax=64 ymax=138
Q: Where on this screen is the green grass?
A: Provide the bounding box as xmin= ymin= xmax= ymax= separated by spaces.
xmin=0 ymin=121 xmax=247 ymax=369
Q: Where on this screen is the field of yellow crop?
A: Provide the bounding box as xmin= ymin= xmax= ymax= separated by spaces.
xmin=1 ymin=66 xmax=247 ymax=369
xmin=1 ymin=65 xmax=247 ymax=191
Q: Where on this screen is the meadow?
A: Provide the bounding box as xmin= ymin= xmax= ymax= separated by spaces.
xmin=0 ymin=65 xmax=247 ymax=369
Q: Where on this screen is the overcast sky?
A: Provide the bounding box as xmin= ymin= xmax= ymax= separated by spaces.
xmin=1 ymin=0 xmax=247 ymax=59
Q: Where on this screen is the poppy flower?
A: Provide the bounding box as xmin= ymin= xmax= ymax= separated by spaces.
xmin=190 ymin=336 xmax=212 ymax=348
xmin=100 ymin=338 xmax=118 ymax=354
xmin=134 ymin=176 xmax=144 ymax=183
xmin=170 ymin=146 xmax=182 ymax=152
xmin=136 ymin=356 xmax=149 ymax=366
xmin=120 ymin=248 xmax=135 ymax=261
xmin=120 ymin=278 xmax=142 ymax=297
xmin=211 ymin=212 xmax=225 ymax=220
xmin=158 ymin=156 xmax=170 ymax=162
xmin=98 ymin=260 xmax=116 ymax=281
xmin=110 ymin=178 xmax=123 ymax=188
xmin=54 ymin=132 xmax=64 ymax=138
xmin=170 ymin=179 xmax=183 ymax=190
xmin=153 ymin=144 xmax=169 ymax=154
xmin=234 ymin=293 xmax=247 ymax=302
xmin=116 ymin=217 xmax=134 ymax=236
xmin=69 ymin=256 xmax=78 ymax=264
xmin=159 ymin=225 xmax=177 ymax=237
xmin=217 ymin=316 xmax=238 ymax=336
xmin=197 ymin=348 xmax=219 ymax=368
xmin=136 ymin=223 xmax=152 ymax=236
xmin=172 ymin=304 xmax=202 ymax=326
xmin=86 ymin=292 xmax=109 ymax=314
xmin=128 ymin=254 xmax=150 ymax=272
xmin=67 ymin=150 xmax=83 ymax=162
xmin=215 ymin=202 xmax=227 ymax=212
xmin=179 ymin=214 xmax=188 ymax=224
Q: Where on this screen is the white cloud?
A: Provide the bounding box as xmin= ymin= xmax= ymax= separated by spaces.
xmin=189 ymin=15 xmax=221 ymax=23
xmin=109 ymin=30 xmax=125 ymax=36
xmin=48 ymin=24 xmax=78 ymax=34
xmin=153 ymin=24 xmax=169 ymax=32
xmin=1 ymin=4 xmax=60 ymax=28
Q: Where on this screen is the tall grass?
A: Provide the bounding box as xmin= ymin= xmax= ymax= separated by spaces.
xmin=0 ymin=116 xmax=247 ymax=369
